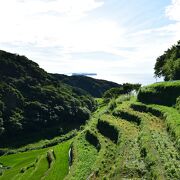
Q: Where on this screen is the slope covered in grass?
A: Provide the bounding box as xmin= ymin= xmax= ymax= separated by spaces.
xmin=0 ymin=140 xmax=71 ymax=180
xmin=137 ymin=80 xmax=180 ymax=106
xmin=66 ymin=94 xmax=180 ymax=179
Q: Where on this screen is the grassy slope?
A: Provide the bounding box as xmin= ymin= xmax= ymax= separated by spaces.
xmin=66 ymin=96 xmax=180 ymax=179
xmin=0 ymin=140 xmax=71 ymax=180
xmin=45 ymin=140 xmax=71 ymax=180
xmin=131 ymin=102 xmax=180 ymax=149
xmin=138 ymin=80 xmax=180 ymax=106
xmin=0 ymin=94 xmax=179 ymax=179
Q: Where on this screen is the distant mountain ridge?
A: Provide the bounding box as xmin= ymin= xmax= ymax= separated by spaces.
xmin=51 ymin=74 xmax=121 ymax=97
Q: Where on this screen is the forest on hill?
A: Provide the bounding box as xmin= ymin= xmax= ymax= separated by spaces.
xmin=0 ymin=41 xmax=180 ymax=179
xmin=51 ymin=74 xmax=121 ymax=98
xmin=0 ymin=50 xmax=97 ymax=145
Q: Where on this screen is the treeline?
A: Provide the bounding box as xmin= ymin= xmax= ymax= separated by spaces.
xmin=51 ymin=74 xmax=121 ymax=97
xmin=0 ymin=50 xmax=96 ymax=143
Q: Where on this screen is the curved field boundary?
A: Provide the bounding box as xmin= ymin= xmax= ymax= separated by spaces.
xmin=97 ymin=119 xmax=119 ymax=144
xmin=137 ymin=81 xmax=180 ymax=106
xmin=131 ymin=102 xmax=180 ymax=150
xmin=131 ymin=103 xmax=163 ymax=117
xmin=113 ymin=109 xmax=141 ymax=125
xmin=85 ymin=130 xmax=101 ymax=151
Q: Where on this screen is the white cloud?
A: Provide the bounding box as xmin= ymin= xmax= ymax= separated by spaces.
xmin=0 ymin=0 xmax=180 ymax=84
xmin=0 ymin=0 xmax=126 ymax=55
xmin=166 ymin=0 xmax=180 ymax=21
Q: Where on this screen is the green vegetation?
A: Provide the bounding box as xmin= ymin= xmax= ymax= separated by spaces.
xmin=52 ymin=74 xmax=121 ymax=97
xmin=66 ymin=85 xmax=180 ymax=179
xmin=0 ymin=140 xmax=71 ymax=180
xmin=138 ymin=80 xmax=180 ymax=106
xmin=176 ymin=96 xmax=180 ymax=112
xmin=154 ymin=40 xmax=180 ymax=81
xmin=131 ymin=102 xmax=180 ymax=150
xmin=97 ymin=119 xmax=119 ymax=143
xmin=103 ymin=83 xmax=141 ymax=100
xmin=0 ymin=49 xmax=180 ymax=179
xmin=0 ymin=80 xmax=180 ymax=179
xmin=0 ymin=50 xmax=96 ymax=146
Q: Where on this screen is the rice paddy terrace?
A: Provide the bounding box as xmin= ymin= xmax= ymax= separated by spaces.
xmin=0 ymin=82 xmax=180 ymax=180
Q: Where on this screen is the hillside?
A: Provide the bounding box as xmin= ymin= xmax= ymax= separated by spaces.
xmin=138 ymin=81 xmax=180 ymax=106
xmin=0 ymin=50 xmax=180 ymax=179
xmin=0 ymin=81 xmax=179 ymax=179
xmin=51 ymin=74 xmax=121 ymax=97
xmin=0 ymin=50 xmax=96 ymax=146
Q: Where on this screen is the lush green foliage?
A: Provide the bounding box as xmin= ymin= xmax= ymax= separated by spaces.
xmin=103 ymin=83 xmax=141 ymax=100
xmin=1 ymin=49 xmax=180 ymax=179
xmin=52 ymin=74 xmax=121 ymax=97
xmin=138 ymin=81 xmax=180 ymax=106
xmin=154 ymin=40 xmax=180 ymax=80
xmin=1 ymin=94 xmax=180 ymax=179
xmin=0 ymin=50 xmax=95 ymax=145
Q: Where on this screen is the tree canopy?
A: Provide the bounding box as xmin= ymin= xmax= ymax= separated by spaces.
xmin=154 ymin=40 xmax=180 ymax=81
xmin=0 ymin=50 xmax=96 ymax=144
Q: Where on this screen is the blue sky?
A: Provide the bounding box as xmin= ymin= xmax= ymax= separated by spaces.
xmin=0 ymin=0 xmax=180 ymax=84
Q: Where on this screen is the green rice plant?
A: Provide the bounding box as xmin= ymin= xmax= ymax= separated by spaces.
xmin=44 ymin=140 xmax=71 ymax=180
xmin=65 ymin=133 xmax=98 ymax=180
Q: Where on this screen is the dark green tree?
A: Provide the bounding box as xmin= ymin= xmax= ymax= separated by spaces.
xmin=154 ymin=41 xmax=180 ymax=81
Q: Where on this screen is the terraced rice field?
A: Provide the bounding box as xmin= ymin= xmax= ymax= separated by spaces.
xmin=0 ymin=140 xmax=71 ymax=180
xmin=67 ymin=99 xmax=180 ymax=179
xmin=0 ymin=97 xmax=180 ymax=179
